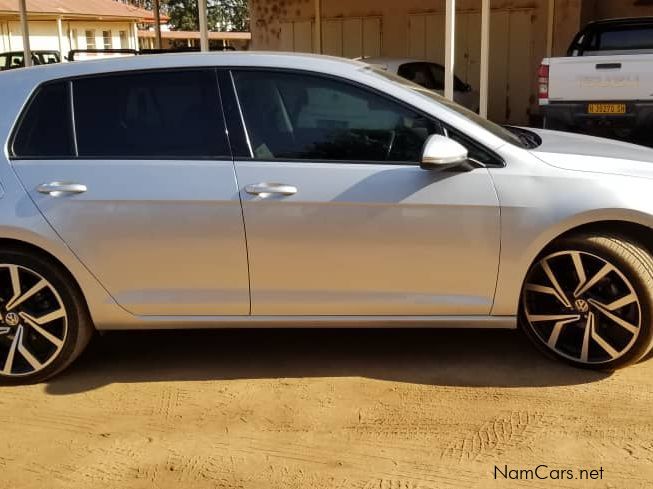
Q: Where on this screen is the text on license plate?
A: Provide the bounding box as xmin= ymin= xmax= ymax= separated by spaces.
xmin=587 ymin=103 xmax=627 ymax=114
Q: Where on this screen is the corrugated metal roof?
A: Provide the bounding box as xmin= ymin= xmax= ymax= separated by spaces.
xmin=0 ymin=0 xmax=164 ymax=20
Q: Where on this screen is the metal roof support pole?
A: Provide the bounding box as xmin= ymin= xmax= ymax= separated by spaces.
xmin=199 ymin=0 xmax=209 ymax=52
xmin=314 ymin=0 xmax=322 ymax=54
xmin=153 ymin=0 xmax=162 ymax=49
xmin=132 ymin=21 xmax=139 ymax=50
xmin=18 ymin=0 xmax=32 ymax=67
xmin=444 ymin=0 xmax=455 ymax=101
xmin=479 ymin=0 xmax=490 ymax=118
xmin=546 ymin=0 xmax=555 ymax=57
xmin=56 ymin=16 xmax=64 ymax=60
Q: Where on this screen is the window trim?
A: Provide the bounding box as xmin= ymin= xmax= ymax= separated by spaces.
xmin=226 ymin=66 xmax=504 ymax=168
xmin=9 ymin=68 xmax=234 ymax=161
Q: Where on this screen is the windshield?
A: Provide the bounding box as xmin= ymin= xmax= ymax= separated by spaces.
xmin=366 ymin=65 xmax=528 ymax=148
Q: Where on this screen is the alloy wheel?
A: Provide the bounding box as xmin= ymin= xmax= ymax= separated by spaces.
xmin=0 ymin=264 xmax=68 ymax=377
xmin=522 ymin=250 xmax=641 ymax=365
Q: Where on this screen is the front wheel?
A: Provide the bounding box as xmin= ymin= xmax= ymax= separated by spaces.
xmin=519 ymin=234 xmax=653 ymax=370
xmin=0 ymin=250 xmax=93 ymax=384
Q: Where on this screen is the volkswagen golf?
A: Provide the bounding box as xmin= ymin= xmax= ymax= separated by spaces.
xmin=0 ymin=52 xmax=652 ymax=383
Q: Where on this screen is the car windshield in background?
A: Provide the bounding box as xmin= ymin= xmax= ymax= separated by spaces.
xmin=366 ymin=66 xmax=530 ymax=149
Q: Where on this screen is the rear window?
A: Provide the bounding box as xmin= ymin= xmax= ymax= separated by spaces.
xmin=586 ymin=26 xmax=653 ymax=53
xmin=12 ymin=82 xmax=75 ymax=158
xmin=73 ymin=70 xmax=229 ymax=158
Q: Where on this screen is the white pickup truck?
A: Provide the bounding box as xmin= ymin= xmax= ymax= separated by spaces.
xmin=539 ymin=17 xmax=653 ymax=135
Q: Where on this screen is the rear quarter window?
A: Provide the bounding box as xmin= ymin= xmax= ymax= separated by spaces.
xmin=11 ymin=82 xmax=75 ymax=158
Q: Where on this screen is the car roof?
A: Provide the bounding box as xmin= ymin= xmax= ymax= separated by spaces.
xmin=0 ymin=51 xmax=370 ymax=85
xmin=586 ymin=17 xmax=653 ymax=27
xmin=360 ymin=57 xmax=440 ymax=71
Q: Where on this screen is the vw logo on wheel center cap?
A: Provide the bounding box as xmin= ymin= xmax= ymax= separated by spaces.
xmin=574 ymin=299 xmax=590 ymax=314
xmin=3 ymin=312 xmax=20 ymax=326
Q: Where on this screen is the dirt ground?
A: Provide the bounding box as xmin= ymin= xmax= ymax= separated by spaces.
xmin=1 ymin=328 xmax=652 ymax=489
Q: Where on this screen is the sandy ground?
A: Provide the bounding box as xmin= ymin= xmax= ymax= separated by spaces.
xmin=1 ymin=328 xmax=652 ymax=489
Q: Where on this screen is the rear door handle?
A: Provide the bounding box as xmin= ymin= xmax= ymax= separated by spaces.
xmin=36 ymin=182 xmax=87 ymax=196
xmin=245 ymin=183 xmax=297 ymax=196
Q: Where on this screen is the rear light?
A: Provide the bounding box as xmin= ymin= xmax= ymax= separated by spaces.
xmin=538 ymin=64 xmax=549 ymax=100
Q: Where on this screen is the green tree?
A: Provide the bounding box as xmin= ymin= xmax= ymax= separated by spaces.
xmin=165 ymin=0 xmax=249 ymax=31
xmin=211 ymin=0 xmax=249 ymax=32
xmin=121 ymin=0 xmax=249 ymax=32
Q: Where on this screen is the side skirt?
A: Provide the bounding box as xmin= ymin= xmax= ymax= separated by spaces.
xmin=99 ymin=315 xmax=518 ymax=331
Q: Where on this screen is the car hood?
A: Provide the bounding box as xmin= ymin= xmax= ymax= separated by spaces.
xmin=527 ymin=128 xmax=653 ymax=180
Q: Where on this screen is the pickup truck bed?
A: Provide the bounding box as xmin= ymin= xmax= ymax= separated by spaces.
xmin=539 ymin=17 xmax=653 ymax=134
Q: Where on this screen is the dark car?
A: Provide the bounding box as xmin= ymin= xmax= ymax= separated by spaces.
xmin=0 ymin=51 xmax=61 ymax=71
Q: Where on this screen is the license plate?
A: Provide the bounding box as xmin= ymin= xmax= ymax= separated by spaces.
xmin=587 ymin=103 xmax=627 ymax=115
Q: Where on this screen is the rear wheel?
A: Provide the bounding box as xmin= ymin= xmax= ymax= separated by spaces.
xmin=519 ymin=234 xmax=653 ymax=369
xmin=0 ymin=250 xmax=92 ymax=384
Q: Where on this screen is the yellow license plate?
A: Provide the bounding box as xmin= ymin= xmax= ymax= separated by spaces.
xmin=587 ymin=103 xmax=627 ymax=114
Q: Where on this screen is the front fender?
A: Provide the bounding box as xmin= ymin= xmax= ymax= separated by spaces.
xmin=490 ymin=150 xmax=653 ymax=316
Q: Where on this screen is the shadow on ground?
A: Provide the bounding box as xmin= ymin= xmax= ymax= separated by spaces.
xmin=43 ymin=328 xmax=611 ymax=395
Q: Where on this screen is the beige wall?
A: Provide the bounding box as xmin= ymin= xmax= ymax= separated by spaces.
xmin=250 ymin=0 xmax=584 ymax=123
xmin=582 ymin=0 xmax=653 ymax=26
xmin=251 ymin=1 xmax=582 ymax=57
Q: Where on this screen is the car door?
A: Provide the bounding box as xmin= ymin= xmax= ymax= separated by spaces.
xmin=11 ymin=70 xmax=249 ymax=316
xmin=228 ymin=69 xmax=500 ymax=316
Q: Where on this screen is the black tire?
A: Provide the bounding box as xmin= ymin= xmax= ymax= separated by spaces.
xmin=519 ymin=234 xmax=653 ymax=370
xmin=0 ymin=248 xmax=93 ymax=384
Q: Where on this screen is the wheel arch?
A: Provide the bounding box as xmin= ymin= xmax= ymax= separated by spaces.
xmin=519 ymin=219 xmax=653 ymax=307
xmin=492 ymin=212 xmax=653 ymax=317
xmin=0 ymin=236 xmax=96 ymax=328
xmin=540 ymin=220 xmax=653 ymax=259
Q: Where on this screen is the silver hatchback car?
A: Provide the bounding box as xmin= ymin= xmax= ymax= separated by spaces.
xmin=0 ymin=52 xmax=652 ymax=383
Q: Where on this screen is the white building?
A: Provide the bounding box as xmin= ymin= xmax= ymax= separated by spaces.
xmin=0 ymin=0 xmax=159 ymax=57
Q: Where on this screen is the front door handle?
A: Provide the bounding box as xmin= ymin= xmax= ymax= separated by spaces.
xmin=245 ymin=182 xmax=297 ymax=196
xmin=36 ymin=182 xmax=87 ymax=196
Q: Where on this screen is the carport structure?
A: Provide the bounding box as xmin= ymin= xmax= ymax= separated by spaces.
xmin=16 ymin=0 xmax=559 ymax=120
xmin=315 ymin=0 xmax=548 ymax=120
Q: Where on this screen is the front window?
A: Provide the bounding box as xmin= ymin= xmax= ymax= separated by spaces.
xmin=232 ymin=70 xmax=439 ymax=163
xmin=368 ymin=66 xmax=527 ymax=148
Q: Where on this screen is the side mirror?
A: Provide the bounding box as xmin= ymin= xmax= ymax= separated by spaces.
xmin=420 ymin=134 xmax=469 ymax=170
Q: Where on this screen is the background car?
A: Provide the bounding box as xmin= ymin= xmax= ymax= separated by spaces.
xmin=0 ymin=53 xmax=652 ymax=383
xmin=0 ymin=50 xmax=60 ymax=71
xmin=361 ymin=57 xmax=480 ymax=111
